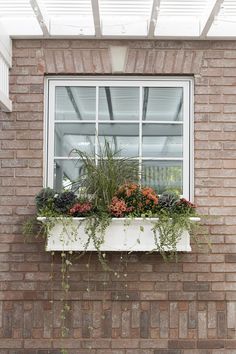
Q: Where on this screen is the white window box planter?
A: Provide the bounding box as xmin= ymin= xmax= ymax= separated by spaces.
xmin=37 ymin=217 xmax=200 ymax=253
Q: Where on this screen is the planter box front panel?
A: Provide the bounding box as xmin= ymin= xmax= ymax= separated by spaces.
xmin=38 ymin=217 xmax=199 ymax=252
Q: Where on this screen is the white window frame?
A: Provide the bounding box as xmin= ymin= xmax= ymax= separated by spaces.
xmin=44 ymin=76 xmax=194 ymax=201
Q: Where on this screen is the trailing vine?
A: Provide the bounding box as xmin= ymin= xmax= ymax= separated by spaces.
xmin=22 ymin=144 xmax=204 ymax=354
xmin=152 ymin=213 xmax=197 ymax=261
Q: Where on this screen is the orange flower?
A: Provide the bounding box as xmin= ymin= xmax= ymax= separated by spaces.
xmin=126 ymin=190 xmax=132 ymax=197
xmin=130 ymin=183 xmax=138 ymax=190
xmin=109 ymin=196 xmax=128 ymax=217
xmin=142 ymin=187 xmax=156 ymax=197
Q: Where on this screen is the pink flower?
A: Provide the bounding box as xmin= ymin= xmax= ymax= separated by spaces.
xmin=109 ymin=197 xmax=128 ymax=217
xmin=70 ymin=202 xmax=92 ymax=216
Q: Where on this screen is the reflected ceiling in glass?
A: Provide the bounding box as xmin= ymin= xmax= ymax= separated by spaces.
xmin=55 ymin=87 xmax=96 ymax=120
xmin=55 ymin=123 xmax=95 ymax=156
xmin=99 ymin=87 xmax=139 ymax=121
xmin=99 ymin=123 xmax=139 ymax=157
xmin=54 ymin=85 xmax=184 ymax=158
xmin=142 ymin=123 xmax=183 ymax=158
xmin=52 ymin=81 xmax=188 ymax=192
xmin=143 ymin=87 xmax=183 ymax=121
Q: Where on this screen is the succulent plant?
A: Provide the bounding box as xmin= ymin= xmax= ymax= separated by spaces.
xmin=53 ymin=191 xmax=77 ymax=214
xmin=35 ymin=187 xmax=56 ymax=212
xmin=174 ymin=198 xmax=196 ymax=215
xmin=158 ymin=191 xmax=179 ymax=210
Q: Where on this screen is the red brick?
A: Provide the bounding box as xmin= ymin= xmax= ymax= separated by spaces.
xmin=1 ymin=38 xmax=236 ymax=351
xmin=111 ymin=339 xmax=139 ymax=348
xmin=183 ymin=264 xmax=210 ymax=273
xmin=0 ymin=339 xmax=23 ymax=348
xmin=168 ymin=340 xmax=196 ymax=349
xmin=197 ymin=340 xmax=224 ymax=349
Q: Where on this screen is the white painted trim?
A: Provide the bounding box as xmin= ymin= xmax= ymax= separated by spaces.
xmin=0 ymin=23 xmax=12 ymax=112
xmin=0 ymin=22 xmax=12 ymax=66
xmin=54 ymin=157 xmax=184 ymax=161
xmin=38 ymin=217 xmax=200 ymax=252
xmin=55 ymin=120 xmax=184 ymax=124
xmin=189 ymin=78 xmax=195 ymax=202
xmin=45 ymin=77 xmax=193 ymax=200
xmin=47 ymin=79 xmax=56 ymax=187
xmin=8 ymin=34 xmax=236 ymax=40
xmin=46 ymin=78 xmax=190 ymax=87
xmin=43 ymin=78 xmax=49 ymax=187
xmin=0 ymin=89 xmax=12 ymax=112
xmin=109 ymin=46 xmax=128 ymax=73
xmin=182 ymin=81 xmax=190 ymax=200
xmin=95 ymin=85 xmax=99 ymax=161
xmin=45 ymin=76 xmax=194 ymax=83
xmin=139 ymin=86 xmax=143 ymax=178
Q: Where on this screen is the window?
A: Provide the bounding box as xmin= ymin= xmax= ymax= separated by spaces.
xmin=45 ymin=77 xmax=193 ymax=199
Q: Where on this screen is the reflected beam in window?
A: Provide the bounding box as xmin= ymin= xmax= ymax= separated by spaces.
xmin=105 ymin=87 xmax=118 ymax=152
xmin=55 ymin=162 xmax=63 ymax=191
xmin=161 ymin=92 xmax=183 ymax=155
xmin=66 ymin=87 xmax=82 ymax=120
xmin=66 ymin=87 xmax=94 ymax=153
xmin=55 ymin=128 xmax=63 ymax=156
xmin=142 ymin=87 xmax=149 ymax=121
xmin=105 ymin=87 xmax=114 ymax=120
xmin=174 ymin=96 xmax=183 ymax=121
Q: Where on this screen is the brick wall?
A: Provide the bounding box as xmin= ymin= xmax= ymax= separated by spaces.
xmin=0 ymin=39 xmax=236 ymax=353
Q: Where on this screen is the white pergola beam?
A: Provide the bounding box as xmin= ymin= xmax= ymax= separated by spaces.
xmin=0 ymin=22 xmax=12 ymax=66
xmin=91 ymin=0 xmax=102 ymax=37
xmin=29 ymin=0 xmax=50 ymax=37
xmin=0 ymin=22 xmax=12 ymax=112
xmin=0 ymin=89 xmax=12 ymax=112
xmin=148 ymin=0 xmax=161 ymax=37
xmin=200 ymin=0 xmax=224 ymax=38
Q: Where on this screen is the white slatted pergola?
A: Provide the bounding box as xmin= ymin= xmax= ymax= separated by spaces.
xmin=1 ymin=0 xmax=236 ymax=111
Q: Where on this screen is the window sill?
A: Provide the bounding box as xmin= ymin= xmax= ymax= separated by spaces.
xmin=37 ymin=216 xmax=200 ymax=253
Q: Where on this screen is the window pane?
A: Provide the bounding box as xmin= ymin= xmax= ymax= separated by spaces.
xmin=54 ymin=123 xmax=95 ymax=157
xmin=54 ymin=159 xmax=85 ymax=191
xmin=142 ymin=160 xmax=183 ymax=194
xmin=99 ymin=87 xmax=139 ymax=121
xmin=143 ymin=87 xmax=183 ymax=121
xmin=55 ymin=87 xmax=96 ymax=120
xmin=142 ymin=123 xmax=183 ymax=158
xmin=99 ymin=123 xmax=139 ymax=157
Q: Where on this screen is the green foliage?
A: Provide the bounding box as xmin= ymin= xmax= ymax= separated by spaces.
xmin=173 ymin=198 xmax=197 ymax=215
xmin=80 ymin=212 xmax=112 ymax=271
xmin=53 ymin=191 xmax=77 ymax=214
xmin=71 ymin=141 xmax=139 ymax=210
xmin=22 ymin=215 xmax=47 ymax=240
xmin=35 ymin=187 xmax=56 ymax=212
xmin=158 ymin=190 xmax=179 ymax=211
xmin=152 ymin=211 xmax=197 ymax=262
xmin=27 ymin=144 xmax=203 ymax=349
